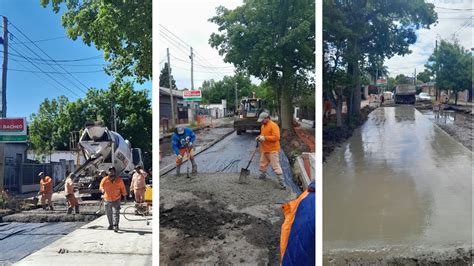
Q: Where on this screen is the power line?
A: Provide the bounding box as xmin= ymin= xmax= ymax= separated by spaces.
xmin=9 ymin=56 xmax=78 ymax=98
xmin=2 ymin=50 xmax=103 ymax=62
xmin=9 ymin=36 xmax=67 ymax=45
xmin=170 ymin=55 xmax=234 ymax=69
xmin=3 ymin=67 xmax=104 ymax=74
xmin=8 ymin=46 xmax=81 ymax=98
xmin=8 ymin=21 xmax=91 ymax=92
xmin=6 ymin=56 xmax=107 ymax=67
xmin=435 ymin=6 xmax=474 ymax=11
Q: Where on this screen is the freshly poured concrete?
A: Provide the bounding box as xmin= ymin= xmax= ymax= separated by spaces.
xmin=324 ymin=107 xmax=472 ymax=257
xmin=15 ymin=203 xmax=152 ymax=266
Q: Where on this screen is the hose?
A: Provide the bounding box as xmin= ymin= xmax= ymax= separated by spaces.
xmin=122 ymin=205 xmax=152 ymax=223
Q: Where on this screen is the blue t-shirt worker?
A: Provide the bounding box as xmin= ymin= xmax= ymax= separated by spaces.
xmin=172 ymin=127 xmax=197 ymax=176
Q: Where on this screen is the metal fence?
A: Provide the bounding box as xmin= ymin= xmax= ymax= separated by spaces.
xmin=4 ymin=162 xmax=52 ymax=193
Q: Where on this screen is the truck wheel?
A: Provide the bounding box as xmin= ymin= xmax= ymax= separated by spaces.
xmin=236 ymin=130 xmax=242 ymax=135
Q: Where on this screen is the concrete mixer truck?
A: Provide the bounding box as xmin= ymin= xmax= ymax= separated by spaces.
xmin=55 ymin=121 xmax=143 ymax=199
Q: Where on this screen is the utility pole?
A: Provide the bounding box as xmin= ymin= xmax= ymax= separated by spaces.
xmin=234 ymin=82 xmax=238 ymax=114
xmin=1 ymin=16 xmax=8 ymax=117
xmin=167 ymin=48 xmax=175 ymax=128
xmin=414 ymin=68 xmax=417 ymax=85
xmin=190 ymin=47 xmax=195 ymax=122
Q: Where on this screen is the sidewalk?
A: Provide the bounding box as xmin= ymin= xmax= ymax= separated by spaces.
xmin=15 ymin=203 xmax=152 ymax=266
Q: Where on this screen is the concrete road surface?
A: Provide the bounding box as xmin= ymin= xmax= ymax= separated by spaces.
xmin=15 ymin=203 xmax=152 ymax=266
xmin=163 ymin=131 xmax=301 ymax=194
xmin=324 ymin=107 xmax=472 ymax=259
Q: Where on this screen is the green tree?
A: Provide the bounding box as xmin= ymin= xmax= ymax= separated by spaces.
xmin=209 ymin=0 xmax=315 ymax=130
xmin=29 ymin=82 xmax=152 ymax=167
xmin=41 ymin=0 xmax=152 ymax=83
xmin=324 ymin=0 xmax=437 ymax=117
xmin=417 ymin=69 xmax=432 ymax=83
xmin=159 ymin=63 xmax=178 ymax=89
xmin=395 ymin=74 xmax=412 ymax=85
xmin=426 ymin=40 xmax=472 ymax=104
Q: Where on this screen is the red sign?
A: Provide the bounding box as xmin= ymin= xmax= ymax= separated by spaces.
xmin=183 ymin=90 xmax=201 ymax=97
xmin=0 ymin=118 xmax=25 ymax=131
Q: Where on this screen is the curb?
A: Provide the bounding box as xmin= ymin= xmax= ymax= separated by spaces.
xmin=159 ymin=129 xmax=235 ymax=176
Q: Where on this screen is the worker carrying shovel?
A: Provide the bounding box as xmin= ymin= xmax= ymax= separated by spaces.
xmin=65 ymin=174 xmax=79 ymax=214
xmin=172 ymin=127 xmax=197 ymax=176
xmin=255 ymin=112 xmax=286 ymax=189
xmin=37 ymin=172 xmax=54 ymax=210
xmin=99 ymin=167 xmax=127 ymax=232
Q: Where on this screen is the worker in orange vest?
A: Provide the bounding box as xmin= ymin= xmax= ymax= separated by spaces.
xmin=130 ymin=165 xmax=148 ymax=204
xmin=65 ymin=173 xmax=79 ymax=214
xmin=38 ymin=172 xmax=54 ymax=210
xmin=255 ymin=112 xmax=285 ymax=189
xmin=99 ymin=167 xmax=127 ymax=232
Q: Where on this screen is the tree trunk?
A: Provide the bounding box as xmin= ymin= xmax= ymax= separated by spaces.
xmin=336 ymin=92 xmax=343 ymax=128
xmin=455 ymin=91 xmax=458 ymax=105
xmin=280 ymin=81 xmax=293 ymax=131
xmin=352 ymin=59 xmax=361 ymax=116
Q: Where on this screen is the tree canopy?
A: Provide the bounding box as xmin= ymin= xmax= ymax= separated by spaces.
xmin=209 ymin=0 xmax=315 ymax=130
xmin=29 ymin=81 xmax=152 ymax=167
xmin=324 ymin=0 xmax=437 ymax=118
xmin=159 ymin=63 xmax=177 ymax=89
xmin=426 ymin=40 xmax=472 ymax=103
xmin=41 ymin=0 xmax=152 ymax=83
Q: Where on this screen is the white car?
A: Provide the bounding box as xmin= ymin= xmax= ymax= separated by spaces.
xmin=417 ymin=92 xmax=432 ymax=102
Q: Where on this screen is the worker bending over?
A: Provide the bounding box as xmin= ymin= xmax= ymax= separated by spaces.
xmin=172 ymin=127 xmax=197 ymax=176
xmin=38 ymin=172 xmax=54 ymax=210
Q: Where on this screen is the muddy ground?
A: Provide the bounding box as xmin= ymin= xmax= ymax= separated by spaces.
xmin=417 ymin=108 xmax=473 ymax=151
xmin=323 ymin=105 xmax=376 ymax=161
xmin=159 ymin=173 xmax=292 ymax=265
xmin=324 ymin=248 xmax=472 ymax=265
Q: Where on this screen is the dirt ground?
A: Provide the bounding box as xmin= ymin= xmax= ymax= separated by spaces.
xmin=324 ymin=248 xmax=472 ymax=265
xmin=323 ymin=106 xmax=376 ymax=161
xmin=159 ymin=173 xmax=292 ymax=265
xmin=417 ymin=107 xmax=473 ymax=151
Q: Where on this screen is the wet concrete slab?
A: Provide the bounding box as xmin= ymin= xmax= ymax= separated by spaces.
xmin=0 ymin=222 xmax=84 ymax=264
xmin=163 ymin=131 xmax=301 ymax=194
xmin=15 ymin=203 xmax=152 ymax=266
xmin=324 ymin=107 xmax=473 ymax=258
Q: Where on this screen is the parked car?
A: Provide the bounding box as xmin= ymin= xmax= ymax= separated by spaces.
xmin=416 ymin=92 xmax=432 ymax=102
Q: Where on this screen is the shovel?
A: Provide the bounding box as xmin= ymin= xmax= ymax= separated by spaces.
xmin=239 ymin=141 xmax=259 ymax=183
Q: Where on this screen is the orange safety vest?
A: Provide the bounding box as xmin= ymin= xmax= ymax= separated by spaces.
xmin=99 ymin=176 xmax=127 ymax=202
xmin=260 ymin=120 xmax=280 ymax=153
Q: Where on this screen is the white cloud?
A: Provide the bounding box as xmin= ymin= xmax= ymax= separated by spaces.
xmin=385 ymin=0 xmax=473 ymax=77
xmin=158 ymin=1 xmax=243 ymax=89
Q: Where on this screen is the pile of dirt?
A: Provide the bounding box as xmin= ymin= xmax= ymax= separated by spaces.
xmin=159 ymin=173 xmax=288 ymax=265
xmin=323 ymin=106 xmax=375 ymax=161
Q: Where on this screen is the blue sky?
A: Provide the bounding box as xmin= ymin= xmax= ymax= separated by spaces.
xmin=0 ymin=1 xmax=151 ymax=120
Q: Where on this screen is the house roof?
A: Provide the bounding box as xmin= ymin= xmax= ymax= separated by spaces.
xmin=159 ymin=87 xmax=184 ymax=98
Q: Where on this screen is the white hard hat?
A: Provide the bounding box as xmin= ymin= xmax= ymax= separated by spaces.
xmin=257 ymin=112 xmax=270 ymax=122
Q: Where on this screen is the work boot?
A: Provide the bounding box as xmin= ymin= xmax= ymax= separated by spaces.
xmin=107 ymin=225 xmax=113 ymax=230
xmin=113 ymin=225 xmax=119 ymax=232
xmin=259 ymin=172 xmax=267 ymax=179
xmin=191 ymin=159 xmax=198 ymax=174
xmin=49 ymin=205 xmax=54 ymax=211
xmin=276 ymin=174 xmax=286 ymax=190
xmin=176 ymin=165 xmax=181 ymax=177
xmin=75 ymin=205 xmax=80 ymax=214
xmin=42 ymin=205 xmax=47 ymax=211
xmin=67 ymin=207 xmax=73 ymax=214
